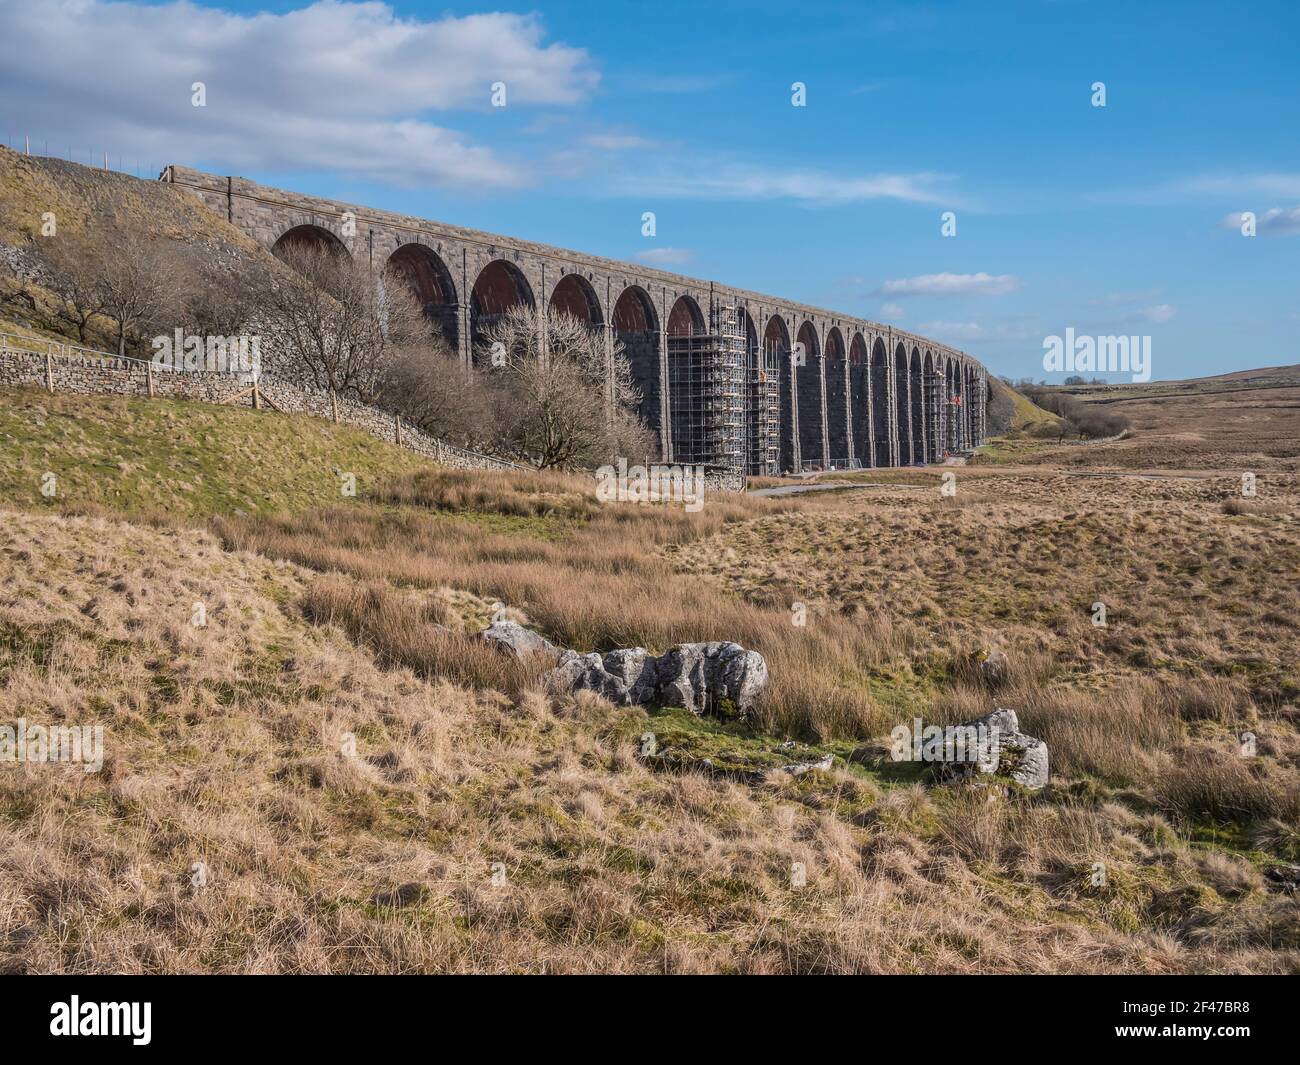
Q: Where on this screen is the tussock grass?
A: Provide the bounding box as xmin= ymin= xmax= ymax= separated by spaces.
xmin=217 ymin=470 xmax=912 ymax=740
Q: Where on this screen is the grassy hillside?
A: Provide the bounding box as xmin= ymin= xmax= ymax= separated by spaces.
xmin=0 ymin=146 xmax=289 ymax=349
xmin=0 ymin=389 xmax=431 ymax=519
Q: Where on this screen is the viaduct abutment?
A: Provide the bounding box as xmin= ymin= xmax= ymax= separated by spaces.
xmin=162 ymin=165 xmax=989 ymax=476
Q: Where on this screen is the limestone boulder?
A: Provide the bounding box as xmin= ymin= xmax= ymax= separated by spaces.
xmin=478 ymin=620 xmax=562 ymax=661
xmin=940 ymin=707 xmax=1049 ymax=790
xmin=547 ymin=639 xmax=768 ymax=717
xmin=550 ymin=647 xmax=659 ymax=705
xmin=653 ymin=641 xmax=769 ymax=716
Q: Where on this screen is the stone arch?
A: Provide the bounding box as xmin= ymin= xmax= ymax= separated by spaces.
xmin=766 ymin=315 xmax=795 ymax=472
xmin=824 ymin=327 xmax=849 ymax=467
xmin=894 ymin=341 xmax=912 ymax=464
xmin=271 ymin=223 xmax=348 ymax=263
xmin=871 ymin=338 xmax=891 ymax=467
xmin=548 ymin=272 xmax=603 ymax=327
xmin=909 ymin=346 xmax=925 ymax=465
xmin=613 ymin=285 xmax=662 ymax=452
xmin=667 ymin=293 xmax=705 ymax=336
xmin=796 ymin=321 xmax=823 ymax=469
xmin=849 ymin=332 xmax=869 ymax=467
xmin=470 ymin=259 xmax=535 ymax=360
xmin=384 ymin=243 xmax=458 ymax=349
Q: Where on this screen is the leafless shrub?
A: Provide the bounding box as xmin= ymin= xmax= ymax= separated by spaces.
xmin=475 ymin=307 xmax=653 ymax=469
xmin=381 ymin=340 xmax=496 ymax=451
xmin=255 ymin=243 xmax=431 ymax=403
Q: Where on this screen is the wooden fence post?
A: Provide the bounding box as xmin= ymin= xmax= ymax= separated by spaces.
xmin=146 ymin=359 xmax=155 ymax=397
xmin=394 ymin=413 xmax=402 ymax=446
xmin=45 ymin=349 xmax=54 ymax=393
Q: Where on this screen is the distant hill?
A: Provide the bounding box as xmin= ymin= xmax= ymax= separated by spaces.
xmin=986 ymin=376 xmax=1063 ymax=435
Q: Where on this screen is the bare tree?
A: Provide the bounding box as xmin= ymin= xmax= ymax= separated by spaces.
xmin=39 ymin=231 xmax=106 ymax=344
xmin=176 ymin=255 xmax=266 ymax=346
xmin=476 ymin=307 xmax=651 ymax=469
xmin=255 ymin=243 xmax=430 ymax=402
xmin=91 ymin=231 xmax=181 ymax=356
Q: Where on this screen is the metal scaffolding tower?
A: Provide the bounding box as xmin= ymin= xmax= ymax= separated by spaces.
xmin=747 ymin=331 xmax=780 ymax=476
xmin=923 ymin=371 xmax=944 ymax=463
xmin=667 ymin=303 xmax=745 ymax=473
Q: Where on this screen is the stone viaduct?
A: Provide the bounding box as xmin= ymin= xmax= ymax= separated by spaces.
xmin=163 ymin=164 xmax=989 ymax=477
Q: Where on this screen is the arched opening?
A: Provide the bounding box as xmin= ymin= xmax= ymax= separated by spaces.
xmin=893 ymin=342 xmax=911 ymax=464
xmin=742 ymin=308 xmax=776 ymax=476
xmin=909 ymin=346 xmax=925 ymax=465
xmin=385 ymin=243 xmax=458 ymax=349
xmin=849 ymin=332 xmax=869 ymax=467
xmin=796 ymin=321 xmax=823 ymax=469
xmin=824 ymin=327 xmax=849 ymax=468
xmin=766 ymin=315 xmax=794 ymax=472
xmin=871 ymin=338 xmax=890 ymax=467
xmin=470 ymin=259 xmax=535 ymax=360
xmin=612 ymin=285 xmax=662 ymax=454
xmin=270 ymin=222 xmax=348 ymax=274
xmin=666 ymin=295 xmax=705 ymax=337
xmin=271 ymin=224 xmax=348 ymax=265
xmin=549 ymin=273 xmax=603 ymax=327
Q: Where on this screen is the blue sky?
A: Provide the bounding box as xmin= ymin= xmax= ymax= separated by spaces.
xmin=2 ymin=0 xmax=1298 ymax=379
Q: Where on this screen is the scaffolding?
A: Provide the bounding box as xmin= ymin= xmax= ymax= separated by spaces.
xmin=667 ymin=303 xmax=744 ymax=473
xmin=923 ymin=371 xmax=945 ymax=463
xmin=747 ymin=336 xmax=780 ymax=476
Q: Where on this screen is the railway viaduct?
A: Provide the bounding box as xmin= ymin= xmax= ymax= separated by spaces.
xmin=163 ymin=164 xmax=989 ymax=477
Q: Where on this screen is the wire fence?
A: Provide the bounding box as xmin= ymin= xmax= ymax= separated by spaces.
xmin=1 ymin=133 xmax=165 ymax=181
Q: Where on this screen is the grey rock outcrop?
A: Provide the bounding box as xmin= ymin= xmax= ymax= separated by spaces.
xmin=940 ymin=707 xmax=1049 ymax=790
xmin=653 ymin=641 xmax=768 ymax=716
xmin=478 ymin=620 xmax=563 ymax=661
xmin=549 ymin=639 xmax=768 ymax=716
xmin=550 ymin=647 xmax=660 ymax=706
xmin=979 ymin=649 xmax=1010 ymax=685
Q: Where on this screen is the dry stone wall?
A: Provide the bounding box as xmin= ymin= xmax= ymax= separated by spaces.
xmin=0 ymin=348 xmax=527 ymax=474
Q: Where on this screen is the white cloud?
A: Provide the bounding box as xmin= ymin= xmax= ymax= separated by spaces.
xmin=1090 ymin=289 xmax=1161 ymax=306
xmin=879 ymin=272 xmax=1022 ymax=297
xmin=1221 ymin=207 xmax=1300 ymax=236
xmin=634 ymin=247 xmax=693 ymax=266
xmin=0 ymin=1 xmax=598 ymax=189
xmin=583 ymin=133 xmax=660 ymax=152
xmin=879 ymin=302 xmax=905 ymax=319
xmin=615 ymin=162 xmax=956 ymax=206
xmin=1128 ymin=304 xmax=1177 ymax=324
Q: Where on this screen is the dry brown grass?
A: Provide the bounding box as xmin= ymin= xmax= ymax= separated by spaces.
xmin=3 ymin=500 xmax=1297 ymax=973
xmin=214 ymin=469 xmax=915 ymax=740
xmin=3 ymin=383 xmax=1299 ymax=973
